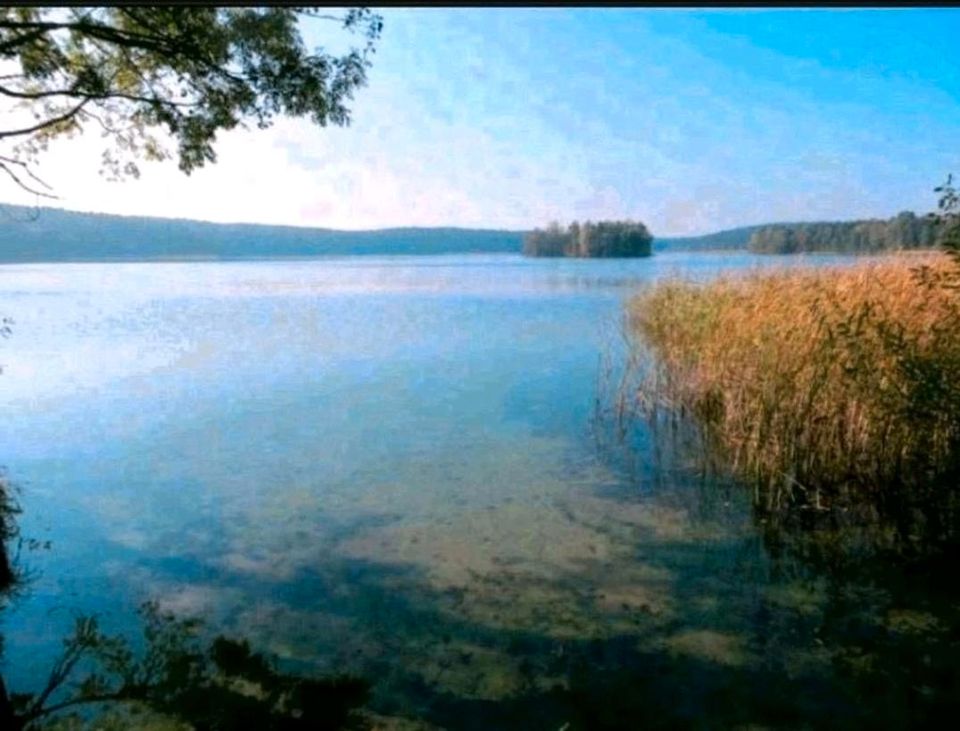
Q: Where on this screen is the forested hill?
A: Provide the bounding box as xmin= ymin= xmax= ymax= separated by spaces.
xmin=0 ymin=203 xmax=751 ymax=260
xmin=653 ymin=225 xmax=765 ymax=251
xmin=0 ymin=205 xmax=943 ymax=262
xmin=747 ymin=211 xmax=942 ymax=254
xmin=0 ymin=205 xmax=525 ymax=261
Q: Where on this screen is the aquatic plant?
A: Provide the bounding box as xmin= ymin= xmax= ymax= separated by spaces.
xmin=626 ymin=252 xmax=960 ymax=528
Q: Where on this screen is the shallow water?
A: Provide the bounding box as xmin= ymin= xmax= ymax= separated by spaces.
xmin=0 ymin=252 xmax=956 ymax=728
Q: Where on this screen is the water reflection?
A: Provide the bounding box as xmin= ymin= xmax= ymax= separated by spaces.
xmin=591 ymin=337 xmax=960 ymax=729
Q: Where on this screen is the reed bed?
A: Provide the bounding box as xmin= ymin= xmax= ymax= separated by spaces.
xmin=627 ymin=253 xmax=960 ymax=514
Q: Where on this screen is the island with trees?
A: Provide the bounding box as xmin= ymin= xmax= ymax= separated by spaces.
xmin=523 ymin=220 xmax=653 ymax=258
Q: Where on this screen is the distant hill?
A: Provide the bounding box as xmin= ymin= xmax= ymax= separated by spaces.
xmin=0 ymin=205 xmax=525 ymax=261
xmin=654 ymin=225 xmax=765 ymax=252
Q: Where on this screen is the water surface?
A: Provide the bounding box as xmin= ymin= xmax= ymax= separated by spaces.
xmin=1 ymin=252 xmax=954 ymax=728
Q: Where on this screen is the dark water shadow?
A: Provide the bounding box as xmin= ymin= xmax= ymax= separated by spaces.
xmin=576 ymin=341 xmax=960 ymax=730
xmin=122 ymin=466 xmax=954 ymax=731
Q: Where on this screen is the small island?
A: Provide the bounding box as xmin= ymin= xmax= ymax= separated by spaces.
xmin=522 ymin=219 xmax=653 ymax=257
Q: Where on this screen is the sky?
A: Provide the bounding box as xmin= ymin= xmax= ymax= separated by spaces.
xmin=1 ymin=7 xmax=959 ymax=236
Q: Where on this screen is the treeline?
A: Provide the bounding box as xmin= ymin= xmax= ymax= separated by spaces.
xmin=747 ymin=211 xmax=943 ymax=254
xmin=523 ymin=220 xmax=653 ymax=258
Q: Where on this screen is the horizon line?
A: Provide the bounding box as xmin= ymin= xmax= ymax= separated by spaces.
xmin=0 ymin=200 xmax=935 ymax=241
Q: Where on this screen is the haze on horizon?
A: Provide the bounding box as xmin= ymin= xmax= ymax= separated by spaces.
xmin=1 ymin=7 xmax=958 ymax=237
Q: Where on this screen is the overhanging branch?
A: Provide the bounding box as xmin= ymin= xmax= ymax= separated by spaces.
xmin=0 ymin=19 xmax=180 ymax=57
xmin=0 ymin=160 xmax=60 ymax=198
xmin=22 ymin=690 xmax=135 ymax=724
xmin=0 ymin=98 xmax=89 ymax=139
xmin=0 ymin=81 xmax=200 ymax=108
xmin=0 ymin=153 xmax=54 ymax=189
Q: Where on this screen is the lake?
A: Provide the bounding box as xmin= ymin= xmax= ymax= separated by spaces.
xmin=1 ymin=252 xmax=956 ymax=729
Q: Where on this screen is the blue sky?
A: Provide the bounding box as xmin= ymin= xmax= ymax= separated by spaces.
xmin=2 ymin=7 xmax=958 ymax=235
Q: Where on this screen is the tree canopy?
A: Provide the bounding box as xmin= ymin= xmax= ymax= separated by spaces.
xmin=0 ymin=6 xmax=383 ymax=196
xmin=746 ymin=211 xmax=945 ymax=254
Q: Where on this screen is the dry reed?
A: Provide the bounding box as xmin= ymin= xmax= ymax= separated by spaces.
xmin=627 ymin=253 xmax=960 ymax=512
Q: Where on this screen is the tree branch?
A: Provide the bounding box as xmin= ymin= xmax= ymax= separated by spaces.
xmin=80 ymin=108 xmax=132 ymax=138
xmin=0 ymin=26 xmax=52 ymax=55
xmin=0 ymin=160 xmax=58 ymax=198
xmin=0 ymin=98 xmax=89 ymax=139
xmin=0 ymin=19 xmax=177 ymax=56
xmin=21 ymin=690 xmax=134 ymax=723
xmin=26 ymin=636 xmax=91 ymax=718
xmin=0 ymin=7 xmax=380 ymax=192
xmin=294 ymin=11 xmax=346 ymax=22
xmin=0 ymin=154 xmax=54 ymax=189
xmin=0 ymin=81 xmax=200 ymax=108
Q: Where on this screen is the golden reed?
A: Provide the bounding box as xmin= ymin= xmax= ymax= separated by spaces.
xmin=628 ymin=253 xmax=960 ymax=511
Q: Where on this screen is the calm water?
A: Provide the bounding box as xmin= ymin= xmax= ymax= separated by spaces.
xmin=0 ymin=252 xmax=956 ymax=728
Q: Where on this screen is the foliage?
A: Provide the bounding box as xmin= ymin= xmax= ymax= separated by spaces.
xmin=9 ymin=602 xmax=369 ymax=731
xmin=747 ymin=210 xmax=943 ymax=254
xmin=934 ymin=173 xmax=960 ymax=259
xmin=0 ymin=6 xmax=382 ymax=195
xmin=523 ymin=220 xmax=653 ymax=258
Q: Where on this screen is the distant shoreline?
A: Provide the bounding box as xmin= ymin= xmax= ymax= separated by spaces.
xmin=0 ymin=203 xmax=943 ymax=262
xmin=0 ymin=250 xmax=927 ymax=266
